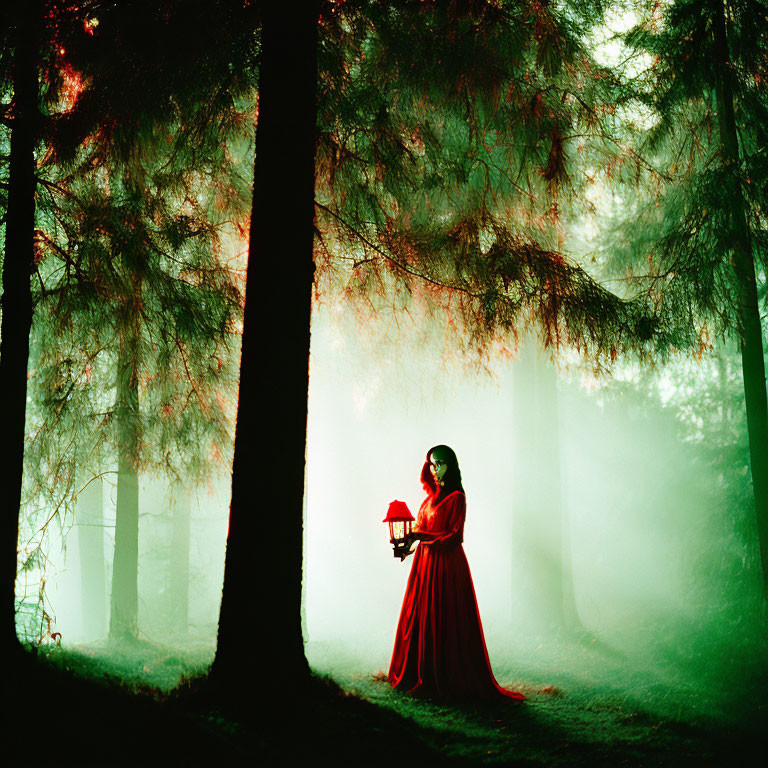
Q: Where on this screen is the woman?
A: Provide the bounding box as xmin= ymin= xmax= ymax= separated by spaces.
xmin=388 ymin=445 xmax=525 ymax=701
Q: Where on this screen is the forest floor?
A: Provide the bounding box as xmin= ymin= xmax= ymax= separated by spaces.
xmin=307 ymin=629 xmax=768 ymax=767
xmin=8 ymin=634 xmax=767 ymax=766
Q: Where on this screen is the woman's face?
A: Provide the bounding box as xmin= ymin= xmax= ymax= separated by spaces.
xmin=429 ymin=453 xmax=448 ymax=485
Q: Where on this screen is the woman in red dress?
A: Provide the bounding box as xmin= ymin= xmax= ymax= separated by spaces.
xmin=388 ymin=445 xmax=525 ymax=701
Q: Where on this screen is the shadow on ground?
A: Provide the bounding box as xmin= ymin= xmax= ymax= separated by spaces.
xmin=7 ymin=639 xmax=766 ymax=766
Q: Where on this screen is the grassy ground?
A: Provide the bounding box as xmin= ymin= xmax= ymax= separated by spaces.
xmin=8 ymin=642 xmax=442 ymax=765
xmin=308 ymin=632 xmax=768 ymax=767
xmin=8 ymin=635 xmax=766 ymax=766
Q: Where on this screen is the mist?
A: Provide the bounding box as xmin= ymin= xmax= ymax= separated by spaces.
xmin=18 ymin=295 xmax=765 ymax=722
xmin=302 ymin=301 xmax=765 ymax=721
xmin=6 ymin=1 xmax=768 ymax=763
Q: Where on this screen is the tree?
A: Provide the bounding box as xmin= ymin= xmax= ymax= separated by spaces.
xmin=76 ymin=473 xmax=106 ymax=639
xmin=311 ymin=0 xmax=685 ymax=651
xmin=10 ymin=0 xmax=254 ymax=648
xmin=511 ymin=332 xmax=582 ymax=634
xmin=40 ymin=163 xmax=245 ymax=646
xmin=614 ymin=0 xmax=768 ymax=599
xmin=1 ymin=0 xmax=45 ymax=660
xmin=208 ymin=0 xmax=689 ymax=703
xmin=169 ymin=484 xmax=191 ymax=637
xmin=208 ymin=0 xmax=320 ymax=703
xmin=1 ymin=0 xmax=722 ymax=698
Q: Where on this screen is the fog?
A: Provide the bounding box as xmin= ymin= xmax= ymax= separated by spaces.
xmin=18 ymin=297 xmax=765 ymax=718
xmin=17 ymin=475 xmax=229 ymax=651
xmin=302 ymin=301 xmax=765 ymax=714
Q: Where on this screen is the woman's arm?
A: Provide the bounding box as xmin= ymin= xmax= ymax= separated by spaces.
xmin=421 ymin=493 xmax=466 ymax=550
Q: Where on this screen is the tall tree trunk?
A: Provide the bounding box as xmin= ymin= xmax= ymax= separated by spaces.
xmin=209 ymin=2 xmax=319 ymax=704
xmin=0 ymin=2 xmax=40 ymax=659
xmin=77 ymin=474 xmax=106 ymax=640
xmin=109 ymin=327 xmax=141 ymax=643
xmin=713 ymin=4 xmax=768 ymax=599
xmin=170 ymin=484 xmax=190 ymax=637
xmin=511 ymin=333 xmax=582 ymax=634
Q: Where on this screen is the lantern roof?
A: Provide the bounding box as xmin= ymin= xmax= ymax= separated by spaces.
xmin=383 ymin=500 xmax=414 ymax=523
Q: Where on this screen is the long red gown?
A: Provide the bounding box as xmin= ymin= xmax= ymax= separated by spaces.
xmin=388 ymin=490 xmax=525 ymax=700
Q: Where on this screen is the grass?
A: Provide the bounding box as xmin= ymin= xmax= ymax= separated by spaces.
xmin=8 ymin=632 xmax=766 ymax=766
xmin=308 ymin=629 xmax=768 ymax=765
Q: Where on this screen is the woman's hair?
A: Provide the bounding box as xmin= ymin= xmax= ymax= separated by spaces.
xmin=420 ymin=444 xmax=464 ymax=500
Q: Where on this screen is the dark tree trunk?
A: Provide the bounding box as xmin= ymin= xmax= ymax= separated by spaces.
xmin=209 ymin=2 xmax=319 ymax=704
xmin=109 ymin=327 xmax=141 ymax=643
xmin=713 ymin=5 xmax=768 ymax=600
xmin=170 ymin=485 xmax=190 ymax=637
xmin=0 ymin=2 xmax=40 ymax=658
xmin=77 ymin=474 xmax=106 ymax=640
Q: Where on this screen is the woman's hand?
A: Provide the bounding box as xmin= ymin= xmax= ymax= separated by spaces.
xmin=392 ymin=537 xmax=416 ymax=560
xmin=393 ymin=531 xmax=425 ymax=559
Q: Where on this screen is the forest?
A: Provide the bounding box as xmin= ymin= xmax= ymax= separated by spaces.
xmin=2 ymin=0 xmax=767 ymax=764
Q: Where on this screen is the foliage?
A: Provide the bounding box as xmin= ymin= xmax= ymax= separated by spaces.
xmin=600 ymin=0 xmax=768 ymax=343
xmin=314 ymin=0 xmax=685 ymax=372
xmin=1 ymin=0 xmax=255 ymax=640
xmin=4 ymin=0 xmax=766 ymax=647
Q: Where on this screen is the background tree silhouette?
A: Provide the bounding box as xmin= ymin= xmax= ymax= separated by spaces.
xmin=609 ymin=0 xmax=768 ymax=600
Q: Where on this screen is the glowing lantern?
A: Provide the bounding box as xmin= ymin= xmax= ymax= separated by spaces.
xmin=383 ymin=500 xmax=415 ymax=560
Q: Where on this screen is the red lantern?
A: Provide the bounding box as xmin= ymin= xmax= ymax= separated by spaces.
xmin=383 ymin=500 xmax=415 ymax=560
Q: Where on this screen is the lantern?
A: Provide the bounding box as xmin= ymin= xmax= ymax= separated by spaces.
xmin=383 ymin=500 xmax=415 ymax=560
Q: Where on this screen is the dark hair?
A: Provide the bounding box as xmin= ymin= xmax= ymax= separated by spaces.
xmin=420 ymin=444 xmax=464 ymax=501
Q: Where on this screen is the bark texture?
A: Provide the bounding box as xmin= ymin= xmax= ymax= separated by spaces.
xmin=0 ymin=2 xmax=40 ymax=657
xmin=712 ymin=3 xmax=768 ymax=596
xmin=209 ymin=2 xmax=320 ymax=704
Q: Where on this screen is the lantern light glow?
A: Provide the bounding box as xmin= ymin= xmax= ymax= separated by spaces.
xmin=383 ymin=500 xmax=415 ymax=560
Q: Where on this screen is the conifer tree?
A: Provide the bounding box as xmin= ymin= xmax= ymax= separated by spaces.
xmin=208 ymin=0 xmax=320 ymax=704
xmin=0 ymin=0 xmax=82 ymax=660
xmin=169 ymin=484 xmax=191 ymax=636
xmin=29 ymin=120 xmax=248 ymax=645
xmin=76 ymin=474 xmax=106 ymax=639
xmin=5 ymin=0 xmax=736 ymax=693
xmin=613 ymin=0 xmax=768 ymax=598
xmin=209 ymin=0 xmax=682 ymax=700
xmin=312 ymin=0 xmax=677 ymax=646
xmin=5 ymin=0 xmax=254 ymax=647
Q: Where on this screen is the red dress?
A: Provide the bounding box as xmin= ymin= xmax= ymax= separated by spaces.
xmin=388 ymin=490 xmax=525 ymax=700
